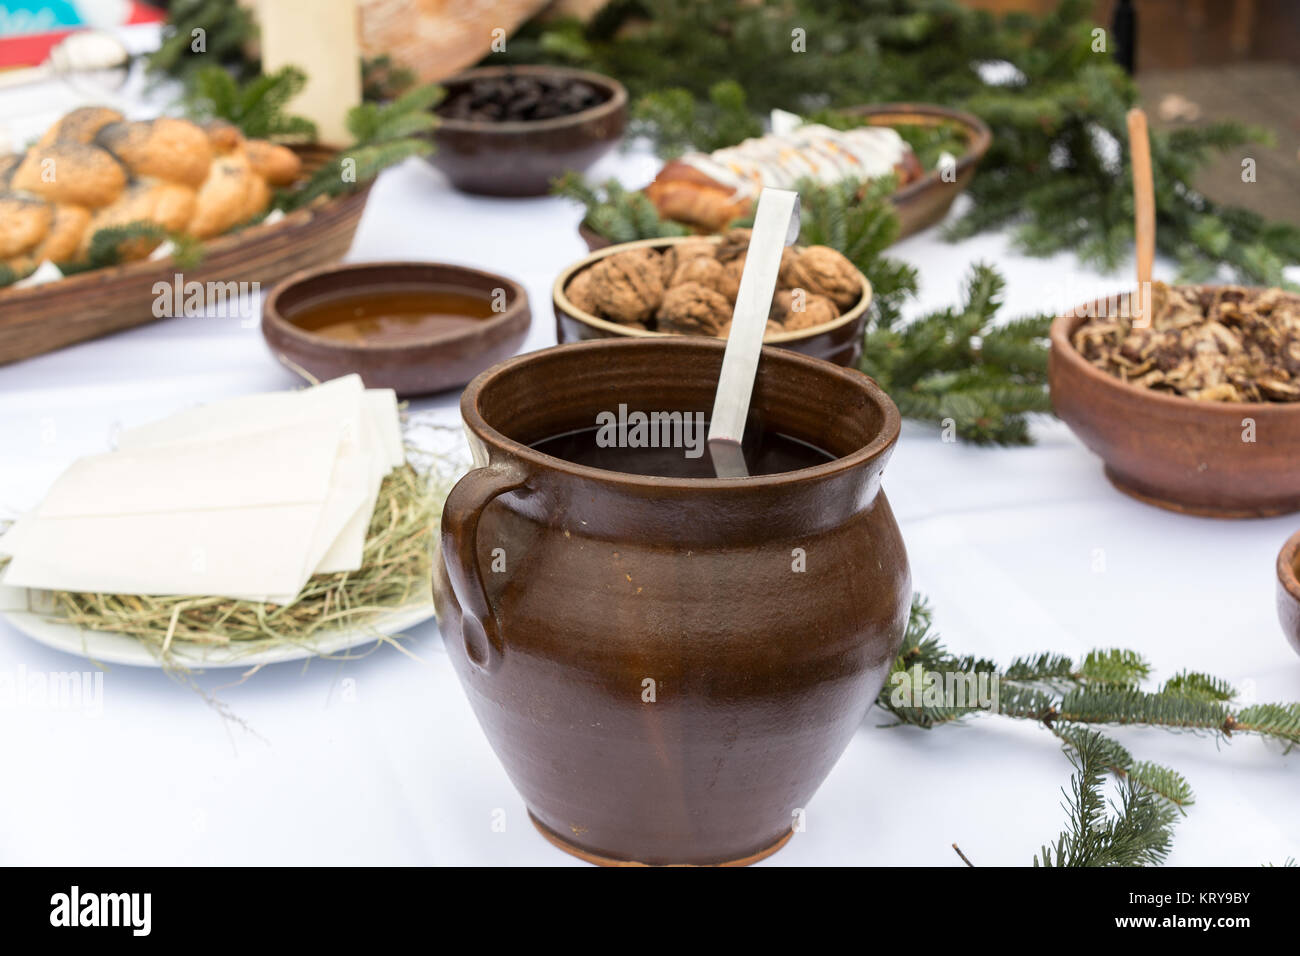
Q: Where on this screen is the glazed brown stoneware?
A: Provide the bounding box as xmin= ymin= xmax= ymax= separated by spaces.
xmin=434 ymin=337 xmax=911 ymax=866
xmin=426 ymin=65 xmax=627 ymax=197
xmin=262 ymin=261 xmax=530 ymax=397
xmin=575 ymin=102 xmax=991 ymax=251
xmin=553 ymin=236 xmax=874 ymax=367
xmin=1050 ymin=302 xmax=1300 ymax=518
xmin=1278 ymin=530 xmax=1300 ymax=659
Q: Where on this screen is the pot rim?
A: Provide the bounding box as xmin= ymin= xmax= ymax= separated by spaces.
xmin=1050 ymin=295 xmax=1300 ymax=416
xmin=1279 ymin=529 xmax=1300 ymax=606
xmin=262 ymin=260 xmax=529 ymax=355
xmin=433 ymin=64 xmax=629 ymax=135
xmin=553 ymin=235 xmax=874 ymax=344
xmin=459 ymin=337 xmax=901 ymax=491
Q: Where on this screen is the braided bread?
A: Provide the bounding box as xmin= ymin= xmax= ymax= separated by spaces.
xmin=0 ymin=107 xmax=303 ymax=277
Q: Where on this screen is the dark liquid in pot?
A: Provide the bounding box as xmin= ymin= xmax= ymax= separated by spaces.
xmin=529 ymin=423 xmax=836 ymax=478
xmin=287 ymin=286 xmax=497 ymax=345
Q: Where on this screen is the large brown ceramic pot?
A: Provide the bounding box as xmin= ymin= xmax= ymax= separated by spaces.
xmin=434 ymin=337 xmax=911 ymax=865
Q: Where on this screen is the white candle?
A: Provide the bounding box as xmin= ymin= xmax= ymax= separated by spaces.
xmin=256 ymin=0 xmax=362 ymax=146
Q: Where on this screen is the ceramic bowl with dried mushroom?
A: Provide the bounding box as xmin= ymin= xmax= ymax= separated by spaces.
xmin=553 ymin=231 xmax=873 ymax=366
xmin=1050 ymin=283 xmax=1300 ymax=517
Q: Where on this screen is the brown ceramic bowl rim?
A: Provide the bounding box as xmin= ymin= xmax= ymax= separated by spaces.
xmin=262 ymin=260 xmax=528 ymax=354
xmin=1051 ymin=295 xmax=1300 ymax=415
xmin=433 ymin=64 xmax=628 ymax=135
xmin=839 ymin=102 xmax=993 ymax=201
xmin=553 ymin=235 xmax=873 ymax=345
xmin=460 ymin=336 xmax=901 ymax=491
xmin=1280 ymin=530 xmax=1300 ymax=606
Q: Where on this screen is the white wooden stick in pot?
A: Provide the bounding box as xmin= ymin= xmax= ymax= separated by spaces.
xmin=707 ymin=187 xmax=802 ymax=479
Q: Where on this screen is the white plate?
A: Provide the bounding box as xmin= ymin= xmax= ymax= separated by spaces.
xmin=0 ymin=598 xmax=437 ymax=668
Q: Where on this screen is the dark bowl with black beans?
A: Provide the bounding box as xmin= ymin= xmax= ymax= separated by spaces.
xmin=426 ymin=65 xmax=628 ymax=197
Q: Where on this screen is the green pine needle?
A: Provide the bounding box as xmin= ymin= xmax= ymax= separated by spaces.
xmin=147 ymin=0 xmax=257 ymax=84
xmin=183 ymin=65 xmax=318 ymax=142
xmin=884 ymin=595 xmax=1296 ymax=865
xmin=1034 ymin=729 xmax=1182 ymax=867
xmin=276 ymin=85 xmax=442 ymax=211
xmin=862 ymin=262 xmax=1052 ymax=445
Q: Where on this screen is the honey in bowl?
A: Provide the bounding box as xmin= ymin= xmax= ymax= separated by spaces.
xmin=286 ymin=286 xmax=498 ymax=345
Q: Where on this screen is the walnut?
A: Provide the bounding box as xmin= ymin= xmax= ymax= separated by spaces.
xmin=770 ymin=289 xmax=840 ymax=331
xmin=678 ymin=237 xmax=718 ymax=261
xmin=659 ymin=237 xmax=717 ymax=282
xmin=657 ymin=282 xmax=732 ymax=336
xmin=785 ymin=246 xmax=863 ymax=310
xmin=776 ymin=247 xmax=799 ymax=288
xmin=565 ymin=267 xmax=599 ymax=315
xmin=719 ymin=256 xmax=744 ymax=301
xmin=718 ymin=317 xmax=785 ymax=340
xmin=715 ymin=228 xmax=751 ymax=263
xmin=716 ymin=240 xmax=797 ymax=301
xmin=670 ymin=255 xmax=729 ymax=295
xmin=589 ymin=248 xmax=666 ymax=324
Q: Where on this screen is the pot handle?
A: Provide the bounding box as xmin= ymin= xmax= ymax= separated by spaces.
xmin=440 ymin=461 xmax=528 ymax=672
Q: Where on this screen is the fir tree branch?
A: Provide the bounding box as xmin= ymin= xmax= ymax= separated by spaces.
xmin=882 ymin=595 xmax=1297 ymax=864
xmin=147 ymin=0 xmax=257 ymax=84
xmin=861 ymin=262 xmax=1052 ymax=445
xmin=275 ymin=85 xmax=442 ymax=211
xmin=1033 ymin=729 xmax=1182 ymax=867
xmin=551 ymin=174 xmax=690 ymax=241
xmin=498 ymin=0 xmax=1300 ymax=286
xmin=183 ymin=65 xmax=317 ymax=142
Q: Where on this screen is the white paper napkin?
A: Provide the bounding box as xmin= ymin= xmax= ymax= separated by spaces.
xmin=0 ymin=377 xmax=404 ymax=603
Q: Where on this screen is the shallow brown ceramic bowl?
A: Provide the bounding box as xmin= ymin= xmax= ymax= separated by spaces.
xmin=1050 ymin=299 xmax=1300 ymax=517
xmin=262 ymin=261 xmax=530 ymax=397
xmin=1278 ymin=530 xmax=1300 ymax=659
xmin=425 ymin=65 xmax=627 ymax=197
xmin=554 ymin=236 xmax=873 ymax=367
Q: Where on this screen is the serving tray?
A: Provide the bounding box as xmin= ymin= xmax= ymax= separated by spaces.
xmin=0 ymin=145 xmax=372 ymax=366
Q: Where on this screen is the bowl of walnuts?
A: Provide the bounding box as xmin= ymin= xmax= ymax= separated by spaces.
xmin=553 ymin=230 xmax=873 ymax=366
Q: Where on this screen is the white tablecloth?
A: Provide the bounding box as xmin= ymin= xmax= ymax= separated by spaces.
xmin=1 ymin=40 xmax=1297 ymax=867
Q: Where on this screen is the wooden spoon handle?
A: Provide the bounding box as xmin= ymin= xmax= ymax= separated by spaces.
xmin=1127 ymin=107 xmax=1155 ymax=291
